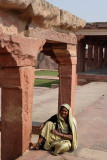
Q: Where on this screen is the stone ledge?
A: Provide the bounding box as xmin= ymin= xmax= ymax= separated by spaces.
xmin=51 ymin=84 xmax=59 ymax=88
xmin=77 ymin=73 xmax=107 ymax=85
xmin=86 ymin=22 xmax=107 ymax=28
xmin=0 ymin=120 xmax=40 ymax=135
xmin=27 ymin=25 xmax=77 ymax=44
xmin=0 ymin=0 xmax=86 ymax=32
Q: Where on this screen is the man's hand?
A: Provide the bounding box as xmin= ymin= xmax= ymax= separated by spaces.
xmin=51 ymin=129 xmax=59 ymax=136
xmin=37 ymin=123 xmax=45 ymax=130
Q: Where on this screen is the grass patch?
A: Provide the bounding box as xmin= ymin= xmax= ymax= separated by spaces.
xmin=34 ymin=79 xmax=59 ymax=88
xmin=35 ymin=70 xmax=58 ymax=77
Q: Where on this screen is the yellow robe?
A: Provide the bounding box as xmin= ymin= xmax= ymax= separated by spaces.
xmin=41 ymin=104 xmax=77 ymax=155
xmin=41 ymin=121 xmax=71 ymax=155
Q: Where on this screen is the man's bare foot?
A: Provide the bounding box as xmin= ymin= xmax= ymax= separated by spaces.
xmin=29 ymin=142 xmax=39 ymax=150
xmin=29 ymin=142 xmax=33 ymax=149
xmin=33 ymin=143 xmax=39 ymax=150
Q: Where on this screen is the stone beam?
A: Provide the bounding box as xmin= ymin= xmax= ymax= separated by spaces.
xmin=26 ymin=25 xmax=77 ymax=44
xmin=0 ymin=0 xmax=31 ymax=9
xmin=76 ymin=22 xmax=107 ymax=36
xmin=76 ymin=29 xmax=107 ymax=36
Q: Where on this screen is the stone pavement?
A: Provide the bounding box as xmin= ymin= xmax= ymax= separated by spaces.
xmin=16 ymin=82 xmax=107 ymax=160
xmin=35 ymin=75 xmax=59 ymax=80
xmin=32 ymin=82 xmax=107 ymax=123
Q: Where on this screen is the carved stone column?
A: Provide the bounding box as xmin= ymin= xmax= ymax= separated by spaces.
xmin=87 ymin=44 xmax=93 ymax=71
xmin=93 ymin=44 xmax=98 ymax=69
xmin=99 ymin=44 xmax=103 ymax=68
xmin=53 ymin=43 xmax=77 ymax=115
xmin=1 ymin=67 xmax=35 ymax=160
xmin=104 ymin=47 xmax=107 ymax=67
xmin=0 ymin=33 xmax=45 ymax=160
xmin=77 ymin=40 xmax=86 ymax=72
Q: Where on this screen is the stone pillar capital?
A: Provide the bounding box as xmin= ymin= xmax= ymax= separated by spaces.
xmin=52 ymin=43 xmax=77 ymax=65
xmin=0 ymin=33 xmax=46 ymax=67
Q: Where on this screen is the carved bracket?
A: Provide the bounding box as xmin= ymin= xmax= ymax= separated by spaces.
xmin=0 ymin=31 xmax=46 ymax=67
xmin=52 ymin=43 xmax=77 ymax=65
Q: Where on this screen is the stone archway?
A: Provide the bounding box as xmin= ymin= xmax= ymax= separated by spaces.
xmin=42 ymin=40 xmax=77 ymax=114
xmin=0 ymin=32 xmax=77 ymax=160
xmin=0 ymin=0 xmax=85 ymax=159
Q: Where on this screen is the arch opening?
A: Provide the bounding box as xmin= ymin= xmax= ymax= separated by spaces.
xmin=32 ymin=42 xmax=59 ymax=127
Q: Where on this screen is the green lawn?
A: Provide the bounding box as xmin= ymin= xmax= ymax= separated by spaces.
xmin=35 ymin=70 xmax=58 ymax=77
xmin=34 ymin=79 xmax=59 ymax=88
xmin=34 ymin=70 xmax=59 ymax=88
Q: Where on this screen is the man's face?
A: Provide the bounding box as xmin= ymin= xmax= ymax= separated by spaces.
xmin=60 ymin=107 xmax=69 ymax=119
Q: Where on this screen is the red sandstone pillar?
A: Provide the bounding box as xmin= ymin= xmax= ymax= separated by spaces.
xmin=0 ymin=34 xmax=45 ymax=160
xmin=77 ymin=40 xmax=86 ymax=72
xmin=52 ymin=42 xmax=77 ymax=115
xmin=99 ymin=45 xmax=103 ymax=68
xmin=1 ymin=67 xmax=35 ymax=160
xmin=87 ymin=44 xmax=93 ymax=71
xmin=104 ymin=47 xmax=107 ymax=67
xmin=58 ymin=58 xmax=77 ymax=115
xmin=93 ymin=44 xmax=99 ymax=69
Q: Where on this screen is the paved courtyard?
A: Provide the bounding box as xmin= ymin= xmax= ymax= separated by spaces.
xmin=32 ymin=82 xmax=107 ymax=122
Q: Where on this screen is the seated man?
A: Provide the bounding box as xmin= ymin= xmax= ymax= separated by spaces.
xmin=29 ymin=104 xmax=77 ymax=156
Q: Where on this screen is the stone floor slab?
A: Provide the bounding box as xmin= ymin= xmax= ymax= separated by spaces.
xmin=77 ymin=94 xmax=107 ymax=152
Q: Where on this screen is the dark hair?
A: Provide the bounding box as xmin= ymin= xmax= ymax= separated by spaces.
xmin=60 ymin=106 xmax=69 ymax=123
xmin=60 ymin=106 xmax=69 ymax=111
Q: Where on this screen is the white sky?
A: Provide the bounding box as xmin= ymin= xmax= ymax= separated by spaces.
xmin=46 ymin=0 xmax=107 ymax=22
